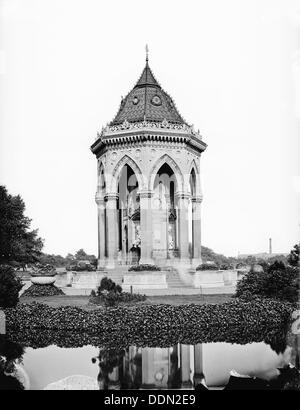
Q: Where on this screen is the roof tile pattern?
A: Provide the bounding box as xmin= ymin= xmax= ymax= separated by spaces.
xmin=110 ymin=62 xmax=187 ymax=126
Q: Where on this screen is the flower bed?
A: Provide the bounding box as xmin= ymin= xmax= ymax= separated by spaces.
xmin=5 ymin=298 xmax=293 ymax=349
xmin=128 ymin=264 xmax=161 ymax=272
xmin=22 ymin=284 xmax=65 ymax=297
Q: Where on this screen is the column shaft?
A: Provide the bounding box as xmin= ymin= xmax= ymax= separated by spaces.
xmin=192 ymin=197 xmax=202 ymax=266
xmin=139 ymin=191 xmax=154 ymax=265
xmin=176 ymin=193 xmax=190 ymax=262
xmin=96 ymin=195 xmax=106 ymax=269
xmin=105 ymin=193 xmax=119 ymax=268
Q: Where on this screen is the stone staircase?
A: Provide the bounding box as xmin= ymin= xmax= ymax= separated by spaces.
xmin=165 ymin=267 xmax=193 ymax=288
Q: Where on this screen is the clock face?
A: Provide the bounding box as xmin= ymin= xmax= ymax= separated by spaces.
xmin=132 ymin=96 xmax=139 ymax=105
xmin=151 ymin=95 xmax=162 ymax=106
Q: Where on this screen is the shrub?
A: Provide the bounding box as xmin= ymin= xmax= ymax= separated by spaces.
xmin=219 ymin=264 xmax=233 ymax=270
xmin=0 ymin=265 xmax=24 ymax=308
xmin=196 ymin=263 xmax=219 ymax=271
xmin=67 ymin=261 xmax=95 ymax=272
xmin=97 ymin=277 xmax=122 ymax=295
xmin=5 ymin=299 xmax=293 ymax=350
xmin=235 ymin=261 xmax=299 ymax=304
xmin=22 ymin=284 xmax=65 ymax=297
xmin=128 ymin=264 xmax=161 ymax=272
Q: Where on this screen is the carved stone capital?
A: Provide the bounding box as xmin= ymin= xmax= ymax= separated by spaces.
xmin=95 ymin=193 xmax=105 ymax=205
xmin=191 ymin=195 xmax=203 ymax=203
xmin=104 ymin=193 xmax=119 ymax=202
xmin=137 ymin=190 xmax=154 ymax=199
xmin=175 ymin=191 xmax=191 ymax=200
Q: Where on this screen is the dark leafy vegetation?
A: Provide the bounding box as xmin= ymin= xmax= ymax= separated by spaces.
xmin=91 ymin=277 xmax=146 ymax=306
xmin=196 ymin=263 xmax=219 ymax=271
xmin=5 ymin=299 xmax=293 ymax=349
xmin=97 ymin=277 xmax=122 ymax=294
xmin=22 ymin=284 xmax=65 ymax=297
xmin=0 ymin=185 xmax=43 ymax=268
xmin=235 ymin=261 xmax=299 ymax=304
xmin=128 ymin=264 xmax=161 ymax=272
xmin=0 ymin=265 xmax=23 ymax=308
xmin=0 ymin=335 xmax=25 ymax=390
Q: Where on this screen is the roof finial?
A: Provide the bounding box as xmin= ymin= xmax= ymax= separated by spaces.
xmin=145 ymin=44 xmax=149 ymax=63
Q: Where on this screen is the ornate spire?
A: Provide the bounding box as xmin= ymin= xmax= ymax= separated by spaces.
xmin=109 ymin=54 xmax=187 ymax=126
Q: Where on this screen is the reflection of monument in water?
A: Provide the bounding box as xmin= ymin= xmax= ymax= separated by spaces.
xmin=95 ymin=341 xmax=286 ymax=389
xmin=96 ymin=344 xmax=203 ymax=390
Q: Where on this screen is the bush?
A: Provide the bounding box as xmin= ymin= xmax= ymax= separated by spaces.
xmin=235 ymin=261 xmax=299 ymax=304
xmin=196 ymin=263 xmax=219 ymax=271
xmin=219 ymin=264 xmax=233 ymax=270
xmin=97 ymin=277 xmax=122 ymax=295
xmin=5 ymin=299 xmax=293 ymax=350
xmin=128 ymin=264 xmax=161 ymax=272
xmin=93 ymin=277 xmax=146 ymax=306
xmin=0 ymin=265 xmax=23 ymax=308
xmin=22 ymin=284 xmax=65 ymax=297
xmin=67 ymin=261 xmax=96 ymax=272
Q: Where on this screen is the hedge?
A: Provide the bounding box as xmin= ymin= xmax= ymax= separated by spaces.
xmin=4 ymin=298 xmax=293 ymax=351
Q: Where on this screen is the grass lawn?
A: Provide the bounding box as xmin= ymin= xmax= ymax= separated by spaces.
xmin=19 ymin=293 xmax=231 ymax=309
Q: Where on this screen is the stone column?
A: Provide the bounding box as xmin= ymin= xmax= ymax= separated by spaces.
xmin=96 ymin=193 xmax=106 ymax=269
xmin=139 ymin=190 xmax=154 ymax=265
xmin=192 ymin=196 xmax=203 ymax=268
xmin=176 ymin=192 xmax=190 ymax=263
xmin=105 ymin=193 xmax=119 ymax=269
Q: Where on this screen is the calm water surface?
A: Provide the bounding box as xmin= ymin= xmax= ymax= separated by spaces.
xmin=21 ymin=341 xmax=287 ymax=390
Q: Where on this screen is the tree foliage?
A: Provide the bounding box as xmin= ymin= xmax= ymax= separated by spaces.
xmin=235 ymin=260 xmax=299 ymax=303
xmin=0 ymin=265 xmax=23 ymax=308
xmin=0 ymin=186 xmax=43 ymax=267
xmin=288 ymin=244 xmax=299 ymax=267
xmin=201 ymin=246 xmax=238 ymax=267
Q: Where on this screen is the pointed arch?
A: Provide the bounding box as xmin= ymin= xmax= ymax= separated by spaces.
xmin=110 ymin=154 xmax=144 ymax=193
xmin=188 ymin=159 xmax=200 ymax=197
xmin=148 ymin=154 xmax=184 ymax=192
xmin=97 ymin=160 xmax=106 ymax=194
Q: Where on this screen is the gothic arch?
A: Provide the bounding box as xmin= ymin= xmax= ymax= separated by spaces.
xmin=188 ymin=159 xmax=200 ymax=196
xmin=149 ymin=154 xmax=184 ymax=192
xmin=97 ymin=161 xmax=106 ymax=194
xmin=110 ymin=154 xmax=144 ymax=193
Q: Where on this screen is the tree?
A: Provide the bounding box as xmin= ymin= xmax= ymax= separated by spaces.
xmin=75 ymin=249 xmax=88 ymax=260
xmin=235 ymin=260 xmax=299 ymax=303
xmin=201 ymin=246 xmax=238 ymax=267
xmin=0 ymin=186 xmax=43 ymax=267
xmin=0 ymin=265 xmax=23 ymax=308
xmin=288 ymin=244 xmax=299 ymax=267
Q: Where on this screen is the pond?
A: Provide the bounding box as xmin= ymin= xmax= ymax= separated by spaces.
xmin=0 ymin=335 xmax=292 ymax=390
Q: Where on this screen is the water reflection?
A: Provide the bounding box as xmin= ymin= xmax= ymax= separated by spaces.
xmin=20 ymin=342 xmax=293 ymax=390
xmin=1 ymin=331 xmax=297 ymax=390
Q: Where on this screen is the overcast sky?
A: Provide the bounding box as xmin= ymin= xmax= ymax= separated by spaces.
xmin=0 ymin=0 xmax=299 ymax=257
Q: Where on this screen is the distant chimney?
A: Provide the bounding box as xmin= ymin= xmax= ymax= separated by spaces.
xmin=269 ymin=238 xmax=272 ymax=255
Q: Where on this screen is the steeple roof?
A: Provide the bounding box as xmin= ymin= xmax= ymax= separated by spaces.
xmin=110 ymin=60 xmax=187 ymax=126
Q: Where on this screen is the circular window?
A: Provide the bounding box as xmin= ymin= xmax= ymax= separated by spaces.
xmin=132 ymin=96 xmax=139 ymax=105
xmin=151 ymin=95 xmax=162 ymax=106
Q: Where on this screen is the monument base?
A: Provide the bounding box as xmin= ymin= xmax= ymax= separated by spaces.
xmin=122 ymin=272 xmax=168 ymax=292
xmin=71 ymin=271 xmax=106 ymax=289
xmin=193 ymin=270 xmax=225 ymax=288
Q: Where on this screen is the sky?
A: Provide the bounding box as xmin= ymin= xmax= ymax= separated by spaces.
xmin=0 ymin=0 xmax=299 ymax=257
